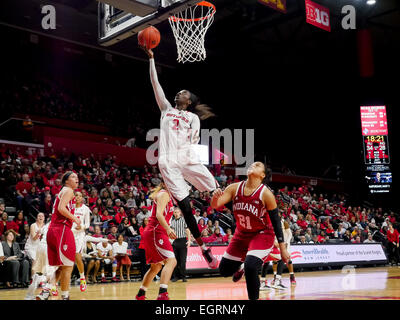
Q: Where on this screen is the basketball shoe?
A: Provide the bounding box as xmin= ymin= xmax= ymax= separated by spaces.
xmin=112 ymin=276 xmax=120 ymax=282
xmin=202 ymin=248 xmax=218 ymax=269
xmin=232 ymin=264 xmax=244 ymax=282
xmin=80 ymin=278 xmax=87 ymax=292
xmin=260 ymin=280 xmax=272 ymax=291
xmin=101 ymin=277 xmax=107 ymax=283
xmin=157 ymin=292 xmax=170 ymax=300
xmin=51 ymin=285 xmax=58 ymax=297
xmin=36 ymin=288 xmax=51 ymax=300
xmin=272 ymin=278 xmax=286 ymax=290
xmin=135 ymin=294 xmax=146 ymax=300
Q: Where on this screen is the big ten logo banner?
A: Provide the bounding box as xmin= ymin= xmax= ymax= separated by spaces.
xmin=258 ymin=0 xmax=287 ymax=13
xmin=305 ymin=0 xmax=331 ymax=32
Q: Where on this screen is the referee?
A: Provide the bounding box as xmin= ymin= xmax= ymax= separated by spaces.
xmin=170 ymin=207 xmax=191 ymax=282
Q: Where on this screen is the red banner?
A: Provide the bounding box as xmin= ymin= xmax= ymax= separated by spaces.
xmin=305 ymin=0 xmax=331 ymax=32
xmin=258 ymin=0 xmax=287 ymax=13
xmin=186 ymin=246 xmax=227 ymax=270
xmin=360 ymin=106 xmax=388 ymax=136
xmin=43 ymin=136 xmax=148 ymax=167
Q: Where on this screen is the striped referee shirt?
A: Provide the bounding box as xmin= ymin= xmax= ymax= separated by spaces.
xmin=170 ymin=216 xmax=188 ymax=239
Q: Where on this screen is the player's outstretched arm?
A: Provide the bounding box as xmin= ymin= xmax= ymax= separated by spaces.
xmin=141 ymin=46 xmax=172 ymax=112
xmin=210 ymin=183 xmax=238 ymax=209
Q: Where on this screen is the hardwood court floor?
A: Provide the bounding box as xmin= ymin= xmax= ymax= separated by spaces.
xmin=1 ymin=266 xmax=400 ymax=300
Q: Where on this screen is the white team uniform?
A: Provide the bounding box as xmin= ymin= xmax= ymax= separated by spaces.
xmin=24 ymin=222 xmax=44 ymax=261
xmin=31 ymin=222 xmax=57 ymax=278
xmin=72 ymin=204 xmax=91 ymax=254
xmin=150 ymin=59 xmax=217 ymax=201
xmin=96 ymin=243 xmax=113 ymax=265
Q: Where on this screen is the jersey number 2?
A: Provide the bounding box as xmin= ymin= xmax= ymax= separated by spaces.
xmin=238 ymin=214 xmax=252 ymax=230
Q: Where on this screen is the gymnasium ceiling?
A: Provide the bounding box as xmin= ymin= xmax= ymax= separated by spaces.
xmin=0 ymin=0 xmax=399 ymax=68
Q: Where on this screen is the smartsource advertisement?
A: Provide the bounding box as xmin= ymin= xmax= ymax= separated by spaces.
xmin=185 ymin=244 xmax=387 ymax=271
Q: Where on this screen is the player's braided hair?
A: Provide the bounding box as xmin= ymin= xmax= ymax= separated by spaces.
xmin=188 ymin=91 xmax=216 ymax=120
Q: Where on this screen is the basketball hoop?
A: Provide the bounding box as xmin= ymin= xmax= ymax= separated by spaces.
xmin=168 ymin=1 xmax=216 ymax=63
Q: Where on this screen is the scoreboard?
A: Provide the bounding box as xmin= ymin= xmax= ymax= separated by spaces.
xmin=363 ymin=135 xmax=390 ymax=165
xmin=360 ymin=106 xmax=392 ymax=194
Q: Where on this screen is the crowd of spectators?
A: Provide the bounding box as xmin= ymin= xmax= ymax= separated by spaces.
xmin=0 ymin=145 xmax=399 ymax=288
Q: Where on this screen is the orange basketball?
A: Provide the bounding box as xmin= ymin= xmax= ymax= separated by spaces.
xmin=138 ymin=26 xmax=161 ymax=49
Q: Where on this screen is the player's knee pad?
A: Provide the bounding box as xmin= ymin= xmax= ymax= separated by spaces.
xmin=244 ymin=255 xmax=263 ymax=275
xmin=219 ymin=257 xmax=242 ymax=277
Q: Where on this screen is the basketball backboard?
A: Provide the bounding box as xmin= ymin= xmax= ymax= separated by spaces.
xmin=97 ymin=0 xmax=199 ymax=46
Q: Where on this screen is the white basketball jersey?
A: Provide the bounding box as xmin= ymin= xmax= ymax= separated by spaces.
xmin=159 ymin=106 xmax=200 ymax=157
xmin=72 ymin=204 xmax=91 ymax=234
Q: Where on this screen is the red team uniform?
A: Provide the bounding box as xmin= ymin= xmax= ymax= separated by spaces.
xmin=142 ymin=190 xmax=175 ymax=264
xmin=224 ymin=181 xmax=275 ymax=262
xmin=47 ymin=190 xmax=76 ymax=267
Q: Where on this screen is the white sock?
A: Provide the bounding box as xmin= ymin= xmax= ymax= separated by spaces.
xmin=80 ymin=273 xmax=85 ymax=279
xmin=260 ymin=277 xmax=265 ymax=282
xmin=276 ymin=274 xmax=282 ymax=280
xmin=140 ymin=286 xmax=148 ymax=291
xmin=160 ymin=284 xmax=168 ymax=289
xmin=61 ymin=290 xmax=69 ymax=298
xmin=112 ymin=272 xmax=116 ymax=277
xmin=101 ymin=273 xmax=105 ymax=277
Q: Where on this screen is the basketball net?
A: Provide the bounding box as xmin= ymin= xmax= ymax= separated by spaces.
xmin=168 ymin=1 xmax=216 ymax=63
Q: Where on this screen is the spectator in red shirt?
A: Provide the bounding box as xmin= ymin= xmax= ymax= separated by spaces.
xmin=296 ymin=214 xmax=308 ymax=231
xmin=115 ymin=207 xmax=128 ymax=225
xmin=0 ymin=212 xmax=19 ymax=239
xmin=51 ymin=178 xmax=62 ymax=196
xmin=107 ymin=224 xmax=119 ymax=243
xmin=202 ymin=227 xmax=228 ymax=244
xmin=198 ymin=218 xmax=207 ymax=234
xmin=387 ymin=223 xmax=400 ymax=265
xmin=15 ymin=174 xmax=32 ymax=209
xmin=325 ymin=224 xmax=335 ymax=237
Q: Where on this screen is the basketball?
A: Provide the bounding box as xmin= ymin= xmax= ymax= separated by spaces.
xmin=138 ymin=26 xmax=161 ymax=49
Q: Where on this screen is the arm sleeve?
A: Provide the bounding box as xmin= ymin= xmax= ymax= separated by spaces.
xmin=149 ymin=58 xmax=172 ymax=112
xmin=84 ymin=207 xmax=91 ymax=230
xmin=190 ymin=114 xmax=201 ymax=144
xmin=268 ymin=208 xmax=285 ymax=243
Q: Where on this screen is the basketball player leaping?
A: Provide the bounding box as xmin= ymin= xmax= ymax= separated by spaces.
xmin=211 ymin=162 xmax=290 ymax=300
xmin=141 ymin=47 xmax=218 ymax=268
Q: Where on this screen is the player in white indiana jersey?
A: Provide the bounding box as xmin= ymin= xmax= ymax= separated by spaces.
xmin=72 ymin=191 xmax=91 ymax=292
xmin=142 ymin=46 xmax=218 ymax=268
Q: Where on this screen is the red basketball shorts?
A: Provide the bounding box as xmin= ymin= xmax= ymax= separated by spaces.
xmin=223 ymin=229 xmax=275 ymax=262
xmin=142 ymin=226 xmax=175 ymax=264
xmin=263 ymin=247 xmax=281 ymax=263
xmin=47 ymin=223 xmax=76 ymax=267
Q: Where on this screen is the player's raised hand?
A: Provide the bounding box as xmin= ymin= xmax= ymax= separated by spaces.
xmin=140 ymin=45 xmax=154 ymax=59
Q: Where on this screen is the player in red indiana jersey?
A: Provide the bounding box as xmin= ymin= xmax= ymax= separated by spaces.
xmin=135 ymin=182 xmax=177 ymax=300
xmin=211 ymin=162 xmax=290 ymax=300
xmin=46 ymin=171 xmax=81 ymax=300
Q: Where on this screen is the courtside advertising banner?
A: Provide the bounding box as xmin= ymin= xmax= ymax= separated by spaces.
xmin=186 ymin=244 xmax=386 ymax=270
xmin=305 ymin=0 xmax=331 ymax=32
xmin=290 ymin=244 xmax=386 ymax=264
